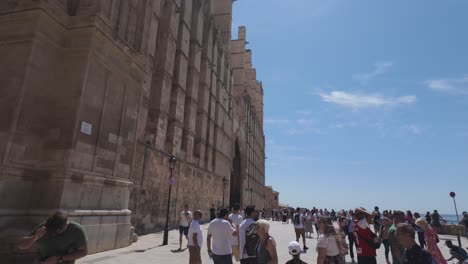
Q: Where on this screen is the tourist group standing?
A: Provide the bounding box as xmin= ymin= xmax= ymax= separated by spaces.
xmin=193 ymin=204 xmax=279 ymax=264
xmin=13 ymin=205 xmax=468 ymax=264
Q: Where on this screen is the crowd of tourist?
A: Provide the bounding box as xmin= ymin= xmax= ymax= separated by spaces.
xmin=186 ymin=205 xmax=468 ymax=264
xmin=15 ymin=206 xmax=468 ymax=264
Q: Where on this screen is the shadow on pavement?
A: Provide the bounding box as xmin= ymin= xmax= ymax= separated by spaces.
xmin=170 ymin=248 xmax=188 ymax=253
xmin=133 ymin=245 xmax=165 ymax=253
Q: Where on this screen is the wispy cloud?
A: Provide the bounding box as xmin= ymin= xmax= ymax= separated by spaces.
xmin=425 ymin=75 xmax=468 ymax=94
xmin=353 ymin=62 xmax=393 ymax=83
xmin=318 ymin=91 xmax=416 ymax=109
xmin=264 ymin=117 xmax=322 ymax=135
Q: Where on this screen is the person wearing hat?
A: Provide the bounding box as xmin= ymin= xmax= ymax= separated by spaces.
xmin=444 ymin=240 xmax=468 ymax=263
xmin=414 ymin=218 xmax=446 ymax=264
xmin=353 ymin=207 xmax=378 ymax=264
xmin=460 ymin=211 xmax=468 ymax=243
xmin=293 ymin=207 xmax=308 ymax=251
xmin=286 ymin=241 xmax=307 ymax=264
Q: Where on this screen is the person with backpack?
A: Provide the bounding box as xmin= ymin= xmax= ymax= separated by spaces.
xmin=293 ymin=207 xmax=309 ymax=251
xmin=255 ymin=219 xmax=278 ymax=264
xmin=415 ymin=219 xmax=447 ymax=264
xmin=397 ymin=223 xmax=435 ymax=264
xmin=239 ymin=205 xmax=258 ymax=264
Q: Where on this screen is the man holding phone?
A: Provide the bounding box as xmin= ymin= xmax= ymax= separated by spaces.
xmin=17 ymin=211 xmax=88 ymax=264
xmin=178 ymin=204 xmax=193 ymax=250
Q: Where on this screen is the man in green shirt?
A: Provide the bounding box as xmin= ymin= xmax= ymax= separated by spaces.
xmin=18 ymin=212 xmax=88 ymax=264
xmin=388 ymin=211 xmax=406 ymax=264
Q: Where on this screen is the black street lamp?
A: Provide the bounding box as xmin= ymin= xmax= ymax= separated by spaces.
xmin=222 ymin=177 xmax=229 ymax=208
xmin=162 ymin=155 xmax=176 ymax=246
xmin=449 ymin=192 xmax=462 ymax=247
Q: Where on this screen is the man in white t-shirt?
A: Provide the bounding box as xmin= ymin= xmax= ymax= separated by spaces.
xmin=293 ymin=207 xmax=308 ymax=250
xmin=207 ymin=208 xmax=237 ymax=264
xmin=178 ymin=204 xmax=193 ymax=250
xmin=188 ymin=210 xmax=203 ymax=264
xmin=239 ymin=205 xmax=258 ymax=264
xmin=229 ymin=204 xmax=244 ymax=262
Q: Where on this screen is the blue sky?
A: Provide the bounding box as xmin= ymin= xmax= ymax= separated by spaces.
xmin=232 ymin=0 xmax=468 ymax=214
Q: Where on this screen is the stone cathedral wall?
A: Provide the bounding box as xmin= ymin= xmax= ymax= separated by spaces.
xmin=0 ymin=0 xmax=270 ymax=262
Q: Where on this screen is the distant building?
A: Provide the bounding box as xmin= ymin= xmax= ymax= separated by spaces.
xmin=264 ymin=186 xmax=280 ymax=210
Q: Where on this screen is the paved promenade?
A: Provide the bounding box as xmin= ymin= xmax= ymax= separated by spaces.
xmin=77 ymin=221 xmax=465 ymax=264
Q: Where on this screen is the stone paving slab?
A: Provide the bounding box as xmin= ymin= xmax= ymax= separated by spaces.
xmin=77 ymin=221 xmax=466 ymax=264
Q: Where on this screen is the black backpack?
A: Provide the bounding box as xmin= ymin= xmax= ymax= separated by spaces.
xmin=244 ymin=223 xmax=258 ymax=256
xmin=294 ymin=214 xmax=301 ymax=225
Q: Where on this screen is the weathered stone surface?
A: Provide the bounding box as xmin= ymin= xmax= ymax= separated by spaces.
xmin=0 ymin=0 xmax=276 ymax=262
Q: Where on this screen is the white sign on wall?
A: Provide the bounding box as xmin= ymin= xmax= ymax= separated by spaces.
xmin=80 ymin=121 xmax=93 ymax=135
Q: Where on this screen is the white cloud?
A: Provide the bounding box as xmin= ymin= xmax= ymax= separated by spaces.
xmin=264 ymin=117 xmax=322 ymax=135
xmin=353 ymin=62 xmax=393 ymax=83
xmin=318 ymin=91 xmax=416 ymax=109
xmin=425 ymin=75 xmax=468 ymax=94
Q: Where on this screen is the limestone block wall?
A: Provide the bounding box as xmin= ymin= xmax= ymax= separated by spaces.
xmin=0 ymin=0 xmax=268 ymax=261
xmin=231 ymin=27 xmax=266 ymax=209
xmin=129 ymin=0 xmax=243 ymax=233
xmin=0 ymin=0 xmax=159 ymax=261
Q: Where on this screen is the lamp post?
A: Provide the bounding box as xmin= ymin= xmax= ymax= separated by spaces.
xmin=222 ymin=177 xmax=229 ymax=208
xmin=162 ymin=155 xmax=176 ymax=246
xmin=449 ymin=192 xmax=462 ymax=247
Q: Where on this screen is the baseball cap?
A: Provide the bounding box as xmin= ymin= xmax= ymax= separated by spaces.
xmin=288 ymin=241 xmax=301 ymax=255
